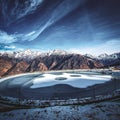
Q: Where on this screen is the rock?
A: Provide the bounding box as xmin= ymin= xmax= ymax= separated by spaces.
xmin=0 ymin=58 xmax=13 ymax=77
xmin=5 ymin=61 xmax=29 ymax=76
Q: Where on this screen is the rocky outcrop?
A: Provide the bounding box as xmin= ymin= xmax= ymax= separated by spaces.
xmin=28 ymin=54 xmax=103 ymax=70
xmin=5 ymin=61 xmax=29 ymax=76
xmin=38 ymin=63 xmax=48 ymax=71
xmin=0 ymin=58 xmax=13 ymax=77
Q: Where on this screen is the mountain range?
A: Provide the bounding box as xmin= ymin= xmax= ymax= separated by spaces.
xmin=0 ymin=50 xmax=120 ymax=77
xmin=85 ymin=52 xmax=120 ymax=67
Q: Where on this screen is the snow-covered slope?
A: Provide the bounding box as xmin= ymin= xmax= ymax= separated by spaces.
xmin=98 ymin=53 xmax=109 ymax=59
xmin=84 ymin=52 xmax=120 ymax=68
xmin=49 ymin=49 xmax=68 ymax=55
xmin=97 ymin=52 xmax=120 ymax=67
xmin=0 ymin=102 xmax=120 ymax=120
xmin=84 ymin=53 xmax=95 ymax=58
xmin=98 ymin=53 xmax=120 ymax=60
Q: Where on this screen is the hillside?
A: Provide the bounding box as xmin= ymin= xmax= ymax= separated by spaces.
xmin=0 ymin=51 xmax=103 ymax=77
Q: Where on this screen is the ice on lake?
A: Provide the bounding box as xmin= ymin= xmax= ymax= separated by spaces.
xmin=31 ymin=72 xmax=112 ymax=88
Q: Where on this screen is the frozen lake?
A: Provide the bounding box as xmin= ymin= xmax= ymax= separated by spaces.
xmin=0 ymin=71 xmax=115 ymax=100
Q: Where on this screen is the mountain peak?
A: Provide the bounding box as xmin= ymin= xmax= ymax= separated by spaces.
xmin=98 ymin=53 xmax=109 ymax=59
xmin=84 ymin=54 xmax=95 ymax=58
xmin=51 ymin=49 xmax=68 ymax=55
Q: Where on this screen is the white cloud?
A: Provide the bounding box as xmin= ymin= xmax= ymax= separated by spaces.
xmin=4 ymin=45 xmax=16 ymax=49
xmin=69 ymin=40 xmax=120 ymax=56
xmin=24 ymin=30 xmax=41 ymax=41
xmin=26 ymin=31 xmax=36 ymax=36
xmin=0 ymin=31 xmax=17 ymax=44
xmin=0 ymin=30 xmax=40 ymax=44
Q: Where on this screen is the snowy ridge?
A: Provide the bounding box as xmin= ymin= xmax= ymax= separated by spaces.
xmin=85 ymin=52 xmax=120 ymax=60
xmin=84 ymin=53 xmax=95 ymax=58
xmin=98 ymin=52 xmax=120 ymax=60
xmin=0 ymin=49 xmax=70 ymax=59
xmin=0 ymin=50 xmax=120 ymax=61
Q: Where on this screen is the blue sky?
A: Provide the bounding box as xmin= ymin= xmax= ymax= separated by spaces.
xmin=0 ymin=0 xmax=120 ymax=55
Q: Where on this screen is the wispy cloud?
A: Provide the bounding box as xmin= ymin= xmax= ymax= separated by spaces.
xmin=25 ymin=31 xmax=36 ymax=37
xmin=25 ymin=0 xmax=87 ymax=40
xmin=0 ymin=30 xmax=39 ymax=44
xmin=0 ymin=31 xmax=17 ymax=44
xmin=0 ymin=44 xmax=16 ymax=50
xmin=15 ymin=30 xmax=39 ymax=42
xmin=4 ymin=45 xmax=16 ymax=49
xmin=0 ymin=0 xmax=44 ymax=25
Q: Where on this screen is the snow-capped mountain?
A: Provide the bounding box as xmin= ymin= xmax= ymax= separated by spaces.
xmin=0 ymin=49 xmax=69 ymax=59
xmin=14 ymin=49 xmax=42 ymax=59
xmin=84 ymin=52 xmax=120 ymax=69
xmin=98 ymin=53 xmax=109 ymax=59
xmin=96 ymin=52 xmax=120 ymax=68
xmin=0 ymin=50 xmax=120 ymax=60
xmin=98 ymin=53 xmax=120 ymax=60
xmin=0 ymin=49 xmax=120 ymax=77
xmin=49 ymin=49 xmax=68 ymax=55
xmin=0 ymin=50 xmax=120 ymax=68
xmin=0 ymin=50 xmax=103 ymax=77
xmin=0 ymin=49 xmax=42 ymax=60
xmin=84 ymin=54 xmax=95 ymax=59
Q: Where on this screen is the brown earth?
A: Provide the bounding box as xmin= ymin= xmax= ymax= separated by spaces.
xmin=0 ymin=54 xmax=103 ymax=77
